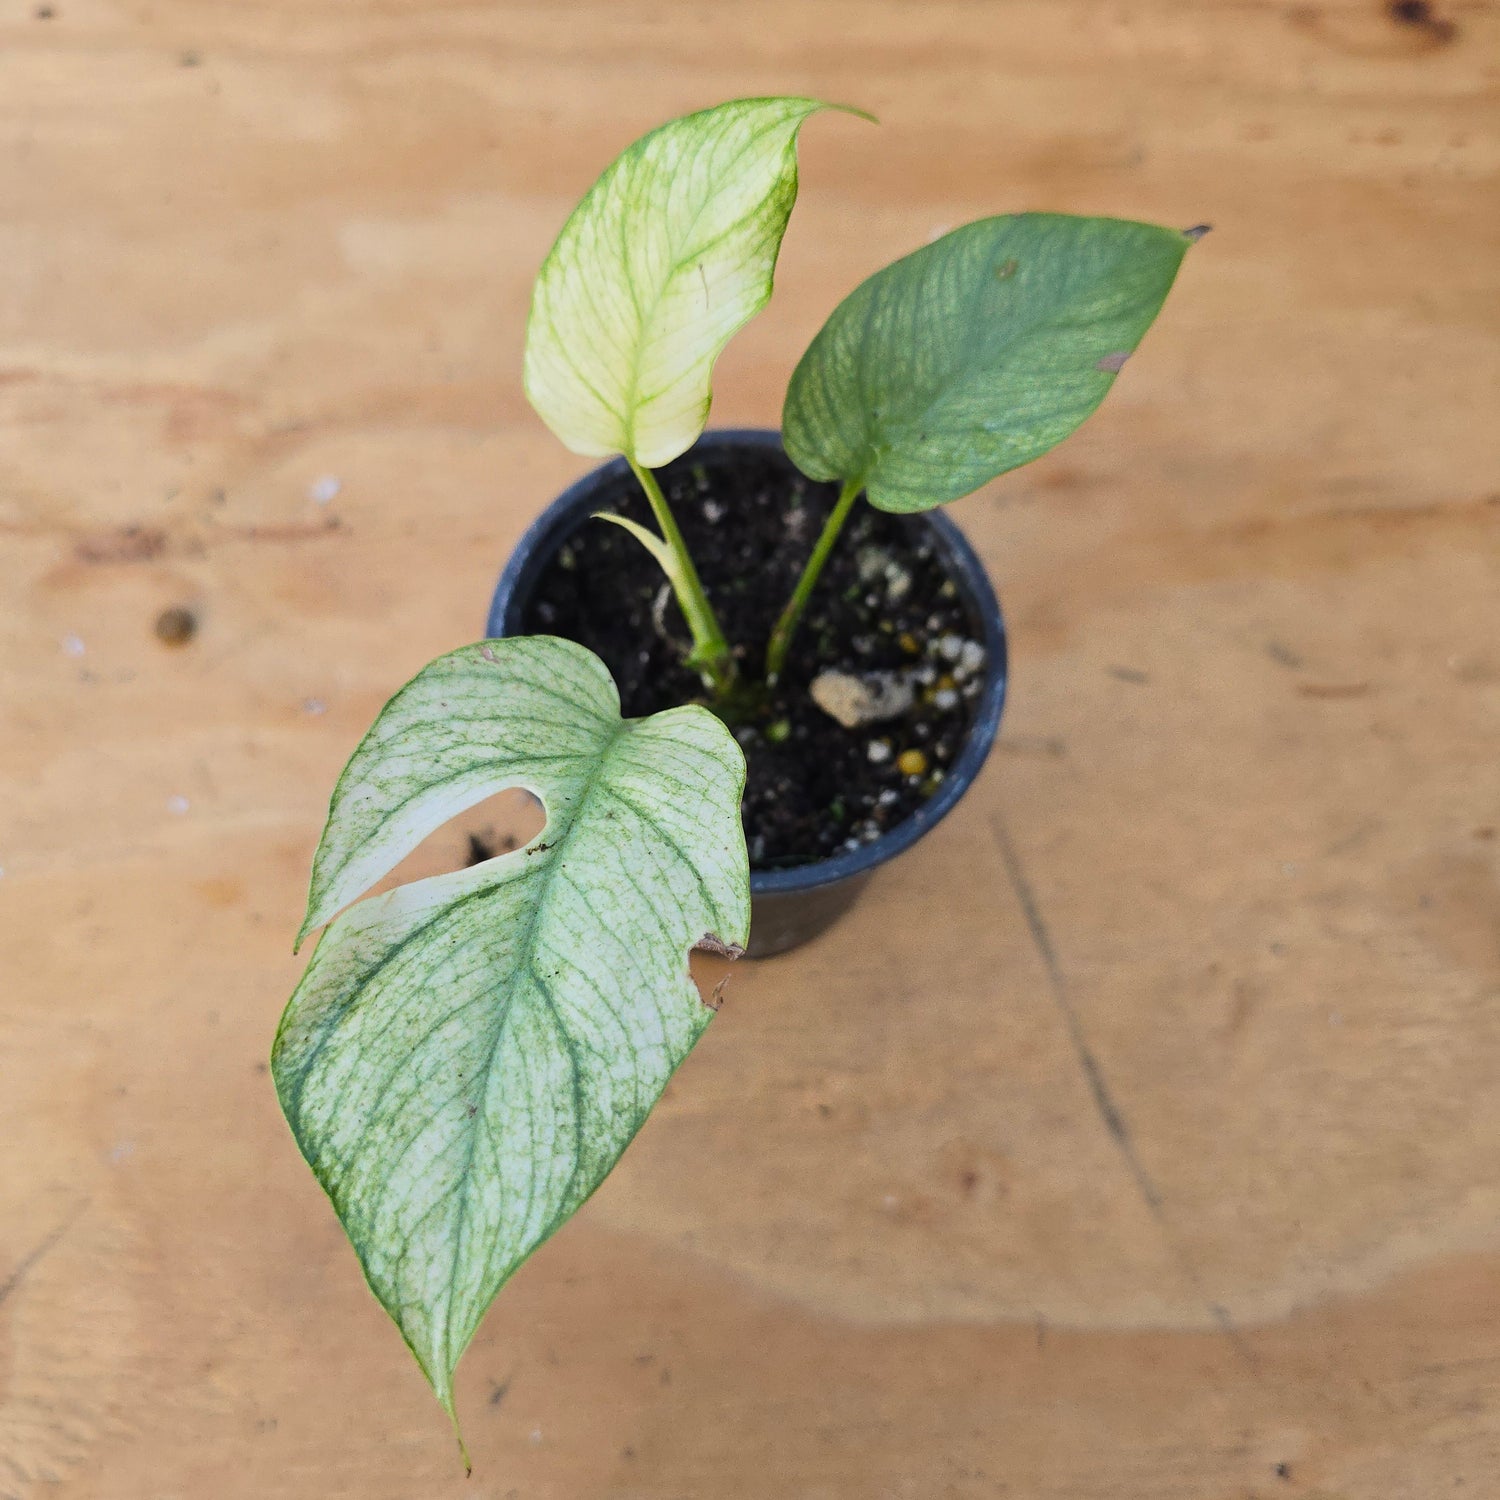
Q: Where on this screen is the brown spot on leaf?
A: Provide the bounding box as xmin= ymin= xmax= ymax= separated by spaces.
xmin=1095 ymin=351 xmax=1131 ymax=373
xmin=694 ymin=932 xmax=746 ymax=960
xmin=1182 ymin=223 xmax=1213 ymax=242
xmin=994 ymin=258 xmax=1019 ymax=281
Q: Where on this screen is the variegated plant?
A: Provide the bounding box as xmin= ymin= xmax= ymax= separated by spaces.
xmin=275 ymin=96 xmax=1200 ymax=1458
xmin=275 ymin=640 xmax=747 ymax=1463
xmin=523 ymin=95 xmax=869 ymax=693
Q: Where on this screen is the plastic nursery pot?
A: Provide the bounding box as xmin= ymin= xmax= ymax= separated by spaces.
xmin=487 ymin=429 xmax=1008 ymax=959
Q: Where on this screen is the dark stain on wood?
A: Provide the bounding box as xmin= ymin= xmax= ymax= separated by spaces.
xmin=76 ymin=525 xmax=167 ymax=564
xmin=154 ymin=605 xmax=197 ymax=646
xmin=1387 ymin=0 xmax=1456 ymax=43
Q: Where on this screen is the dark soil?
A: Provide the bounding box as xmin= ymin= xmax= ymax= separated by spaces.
xmin=517 ymin=445 xmax=987 ymax=871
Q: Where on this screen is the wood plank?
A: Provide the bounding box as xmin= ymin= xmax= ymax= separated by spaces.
xmin=2 ymin=0 xmax=1497 ymax=1494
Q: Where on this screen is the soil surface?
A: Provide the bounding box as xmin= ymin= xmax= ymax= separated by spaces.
xmin=518 ymin=445 xmax=987 ymax=870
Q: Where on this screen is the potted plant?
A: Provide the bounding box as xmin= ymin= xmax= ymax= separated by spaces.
xmin=273 ymin=96 xmax=1199 ymax=1463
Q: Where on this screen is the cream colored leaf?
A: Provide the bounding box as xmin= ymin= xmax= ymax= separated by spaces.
xmin=523 ymin=96 xmax=862 ymax=468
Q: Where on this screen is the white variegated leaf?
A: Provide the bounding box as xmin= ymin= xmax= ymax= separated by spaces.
xmin=523 ymin=96 xmax=861 ymax=468
xmin=273 ymin=637 xmax=748 ymax=1435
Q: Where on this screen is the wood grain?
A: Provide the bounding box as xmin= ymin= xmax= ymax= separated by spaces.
xmin=3 ymin=0 xmax=1498 ymax=1494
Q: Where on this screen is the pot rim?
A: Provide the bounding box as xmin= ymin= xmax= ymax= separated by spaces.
xmin=487 ymin=428 xmax=1008 ymax=897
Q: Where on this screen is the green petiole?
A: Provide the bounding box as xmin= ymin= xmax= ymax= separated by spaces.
xmin=763 ymin=474 xmax=863 ymax=684
xmin=626 ymin=458 xmax=738 ymax=698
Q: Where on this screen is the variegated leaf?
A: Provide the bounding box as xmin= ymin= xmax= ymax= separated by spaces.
xmin=523 ymin=95 xmax=864 ymax=468
xmin=274 ymin=637 xmax=748 ymax=1440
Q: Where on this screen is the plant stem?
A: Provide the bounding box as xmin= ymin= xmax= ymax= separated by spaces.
xmin=627 ymin=457 xmax=737 ymax=696
xmin=764 ymin=475 xmax=862 ymax=683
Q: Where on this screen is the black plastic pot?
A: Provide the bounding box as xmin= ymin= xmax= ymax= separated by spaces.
xmin=487 ymin=430 xmax=1008 ymax=958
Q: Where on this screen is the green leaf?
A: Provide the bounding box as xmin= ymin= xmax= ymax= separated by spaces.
xmin=524 ymin=95 xmax=866 ymax=469
xmin=273 ymin=637 xmax=748 ymax=1433
xmin=782 ymin=213 xmax=1195 ymax=513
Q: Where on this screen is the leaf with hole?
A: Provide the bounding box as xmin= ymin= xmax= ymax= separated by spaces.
xmin=523 ymin=95 xmax=866 ymax=469
xmin=782 ymin=213 xmax=1196 ymax=512
xmin=273 ymin=636 xmax=749 ymax=1446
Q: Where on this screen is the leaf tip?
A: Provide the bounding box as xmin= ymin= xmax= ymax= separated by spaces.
xmin=1182 ymin=223 xmax=1213 ymax=243
xmin=293 ymin=894 xmax=328 ymax=952
xmin=442 ymin=1393 xmax=472 ymax=1475
xmin=831 ymin=101 xmax=880 ymax=126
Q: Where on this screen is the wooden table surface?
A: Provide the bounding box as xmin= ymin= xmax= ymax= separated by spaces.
xmin=3 ymin=1 xmax=1498 ymax=1495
